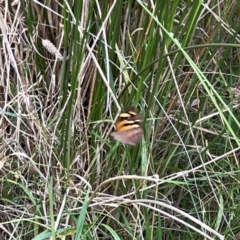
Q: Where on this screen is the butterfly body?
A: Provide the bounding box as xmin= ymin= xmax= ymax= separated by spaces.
xmin=111 ymin=107 xmax=143 ymax=146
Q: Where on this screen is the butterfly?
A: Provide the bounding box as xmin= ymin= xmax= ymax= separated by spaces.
xmin=110 ymin=107 xmax=143 ymax=146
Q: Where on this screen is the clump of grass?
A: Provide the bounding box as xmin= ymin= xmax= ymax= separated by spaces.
xmin=1 ymin=1 xmax=240 ymax=239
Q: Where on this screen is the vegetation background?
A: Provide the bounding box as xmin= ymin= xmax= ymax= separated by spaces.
xmin=1 ymin=0 xmax=240 ymax=239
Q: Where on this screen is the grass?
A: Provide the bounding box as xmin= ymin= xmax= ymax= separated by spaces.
xmin=1 ymin=0 xmax=240 ymax=239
